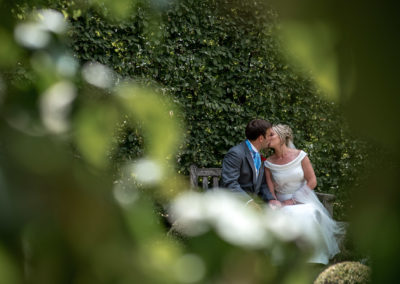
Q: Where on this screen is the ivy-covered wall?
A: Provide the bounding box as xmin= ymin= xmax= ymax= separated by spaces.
xmin=41 ymin=0 xmax=365 ymax=218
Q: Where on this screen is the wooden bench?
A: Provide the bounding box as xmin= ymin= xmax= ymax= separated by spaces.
xmin=190 ymin=164 xmax=336 ymax=216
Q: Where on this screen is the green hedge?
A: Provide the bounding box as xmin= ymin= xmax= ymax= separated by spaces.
xmin=36 ymin=0 xmax=366 ymax=219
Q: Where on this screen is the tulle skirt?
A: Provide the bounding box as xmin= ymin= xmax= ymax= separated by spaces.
xmin=276 ymin=185 xmax=345 ymax=264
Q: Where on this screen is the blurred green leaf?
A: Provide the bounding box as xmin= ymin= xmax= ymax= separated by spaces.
xmin=0 ymin=245 xmax=21 ymax=284
xmin=0 ymin=28 xmax=20 ymax=67
xmin=73 ymin=102 xmax=119 ymax=168
xmin=116 ymin=85 xmax=181 ymax=162
xmin=279 ymin=21 xmax=339 ymax=101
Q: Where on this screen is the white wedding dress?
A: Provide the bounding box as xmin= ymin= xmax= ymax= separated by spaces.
xmin=264 ymin=150 xmax=345 ymax=264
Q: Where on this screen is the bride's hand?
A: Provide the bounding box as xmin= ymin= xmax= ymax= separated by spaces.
xmin=268 ymin=199 xmax=282 ymax=210
xmin=282 ymin=199 xmax=296 ymax=206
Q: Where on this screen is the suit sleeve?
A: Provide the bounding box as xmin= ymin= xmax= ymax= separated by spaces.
xmin=221 ymin=149 xmax=252 ymax=202
xmin=259 ymin=171 xmax=274 ymax=202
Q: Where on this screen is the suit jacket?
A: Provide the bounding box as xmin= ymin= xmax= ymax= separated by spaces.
xmin=221 ymin=141 xmax=273 ymax=202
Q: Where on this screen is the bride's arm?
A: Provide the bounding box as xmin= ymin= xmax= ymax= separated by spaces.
xmin=301 ymin=156 xmax=317 ymax=190
xmin=265 ymin=168 xmax=278 ymax=200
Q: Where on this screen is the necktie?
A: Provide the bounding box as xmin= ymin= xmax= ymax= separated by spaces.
xmin=246 ymin=140 xmax=261 ymax=175
xmin=253 ymin=150 xmax=261 ymax=173
xmin=246 ymin=140 xmax=261 ymax=174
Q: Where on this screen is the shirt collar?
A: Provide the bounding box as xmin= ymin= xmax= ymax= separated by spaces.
xmin=246 ymin=140 xmax=259 ymax=153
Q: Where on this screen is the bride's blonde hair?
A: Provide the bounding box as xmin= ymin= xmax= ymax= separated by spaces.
xmin=272 ymin=124 xmax=294 ymax=147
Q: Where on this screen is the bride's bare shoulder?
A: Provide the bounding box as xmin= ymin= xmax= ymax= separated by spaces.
xmin=293 ymin=149 xmax=301 ymax=155
xmin=285 ymin=148 xmax=300 ymax=158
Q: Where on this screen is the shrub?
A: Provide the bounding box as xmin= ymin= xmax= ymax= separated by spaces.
xmin=314 ymin=261 xmax=371 ymax=284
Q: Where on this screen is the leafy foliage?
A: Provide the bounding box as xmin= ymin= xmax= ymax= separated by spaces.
xmin=4 ymin=0 xmax=400 ymax=283
xmin=17 ymin=0 xmax=368 ymax=220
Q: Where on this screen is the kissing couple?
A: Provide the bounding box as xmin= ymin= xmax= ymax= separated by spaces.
xmin=221 ymin=119 xmax=344 ymax=264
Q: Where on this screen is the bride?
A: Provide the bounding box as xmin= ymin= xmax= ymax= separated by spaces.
xmin=264 ymin=124 xmax=345 ymax=264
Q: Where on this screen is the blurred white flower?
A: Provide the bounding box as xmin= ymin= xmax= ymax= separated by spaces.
xmin=168 ymin=192 xmax=209 ymax=236
xmin=169 ymin=190 xmax=322 ymax=251
xmin=40 ymin=81 xmax=76 ymax=133
xmin=113 ymin=182 xmax=139 ymax=207
xmin=170 ymin=190 xmax=269 ymax=248
xmin=56 ymin=55 xmax=79 ymax=77
xmin=263 ymin=209 xmax=303 ymax=242
xmin=131 ymin=158 xmax=163 ymax=185
xmin=203 ymin=191 xmax=269 ymax=248
xmin=37 ymin=9 xmax=67 ymax=34
xmin=82 ymin=62 xmax=115 ymax=89
xmin=14 ymin=10 xmax=66 ymax=49
xmin=14 ymin=23 xmax=50 ymax=49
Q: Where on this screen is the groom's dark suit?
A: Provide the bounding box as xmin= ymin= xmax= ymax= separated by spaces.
xmin=221 ymin=141 xmax=274 ymax=203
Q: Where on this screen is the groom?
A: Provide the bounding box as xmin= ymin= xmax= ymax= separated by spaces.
xmin=221 ymin=119 xmax=281 ymax=210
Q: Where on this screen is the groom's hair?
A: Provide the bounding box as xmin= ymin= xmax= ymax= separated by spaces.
xmin=245 ymin=119 xmax=271 ymax=141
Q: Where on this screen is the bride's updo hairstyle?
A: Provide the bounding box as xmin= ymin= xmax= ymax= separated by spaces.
xmin=272 ymin=124 xmax=294 ymax=147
